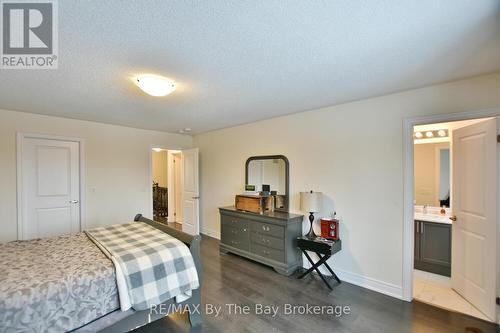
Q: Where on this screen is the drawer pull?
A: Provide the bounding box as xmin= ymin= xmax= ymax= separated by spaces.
xmin=231 ymin=230 xmax=238 ymax=234
xmin=262 ymin=226 xmax=270 ymax=232
xmin=231 ymin=241 xmax=238 ymax=245
xmin=243 ymin=228 xmax=247 ymax=232
xmin=262 ymin=250 xmax=270 ymax=255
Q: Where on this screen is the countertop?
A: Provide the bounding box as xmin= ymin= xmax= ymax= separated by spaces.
xmin=414 ymin=213 xmax=452 ymax=224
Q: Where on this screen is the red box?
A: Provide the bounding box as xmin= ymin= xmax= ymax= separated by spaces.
xmin=320 ymin=218 xmax=339 ymax=240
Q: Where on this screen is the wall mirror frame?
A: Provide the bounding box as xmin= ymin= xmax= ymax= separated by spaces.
xmin=245 ymin=155 xmax=289 ymax=212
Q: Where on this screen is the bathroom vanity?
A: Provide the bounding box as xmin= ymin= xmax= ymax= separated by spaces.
xmin=414 ymin=213 xmax=452 ymax=276
xmin=219 ymin=155 xmax=304 ymax=275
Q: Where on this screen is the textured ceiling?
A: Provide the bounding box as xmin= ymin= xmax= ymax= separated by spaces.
xmin=1 ymin=1 xmax=500 ymax=134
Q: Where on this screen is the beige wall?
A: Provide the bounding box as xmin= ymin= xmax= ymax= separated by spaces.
xmin=194 ymin=71 xmax=500 ymax=298
xmin=152 ymin=150 xmax=168 ymax=187
xmin=414 ymin=142 xmax=449 ymax=206
xmin=0 ymin=109 xmax=192 ymax=242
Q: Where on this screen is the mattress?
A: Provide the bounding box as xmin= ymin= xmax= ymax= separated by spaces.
xmin=0 ymin=233 xmax=120 ymax=333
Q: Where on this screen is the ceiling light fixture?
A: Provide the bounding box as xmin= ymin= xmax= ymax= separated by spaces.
xmin=135 ymin=74 xmax=176 ymax=97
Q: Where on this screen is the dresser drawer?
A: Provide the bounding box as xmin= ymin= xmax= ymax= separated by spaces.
xmin=251 ymin=243 xmax=284 ymax=262
xmin=221 ymin=215 xmax=248 ymax=231
xmin=221 ymin=225 xmax=249 ymax=251
xmin=250 ymin=222 xmax=284 ymax=238
xmin=250 ymin=231 xmax=284 ymax=250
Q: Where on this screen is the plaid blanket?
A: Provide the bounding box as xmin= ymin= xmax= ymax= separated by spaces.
xmin=86 ymin=222 xmax=199 ymax=311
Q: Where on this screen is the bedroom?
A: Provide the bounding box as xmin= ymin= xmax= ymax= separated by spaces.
xmin=1 ymin=1 xmax=500 ymax=333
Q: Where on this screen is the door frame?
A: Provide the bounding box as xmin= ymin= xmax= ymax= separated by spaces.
xmin=402 ymin=107 xmax=500 ymax=304
xmin=16 ymin=132 xmax=87 ymax=240
xmin=170 ymin=151 xmax=183 ymax=223
xmin=148 ymin=145 xmax=184 ymax=221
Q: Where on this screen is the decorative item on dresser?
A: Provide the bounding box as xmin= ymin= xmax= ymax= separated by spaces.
xmin=300 ymin=191 xmax=323 ymax=238
xmin=235 ymin=194 xmax=275 ymax=214
xmin=219 ymin=207 xmax=303 ymax=275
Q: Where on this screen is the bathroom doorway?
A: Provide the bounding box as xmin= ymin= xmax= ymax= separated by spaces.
xmin=408 ymin=116 xmax=498 ymax=322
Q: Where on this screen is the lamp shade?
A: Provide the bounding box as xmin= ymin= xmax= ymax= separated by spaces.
xmin=300 ymin=191 xmax=322 ymax=213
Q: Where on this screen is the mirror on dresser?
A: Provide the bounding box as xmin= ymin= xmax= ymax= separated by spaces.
xmin=245 ymin=155 xmax=289 ymax=212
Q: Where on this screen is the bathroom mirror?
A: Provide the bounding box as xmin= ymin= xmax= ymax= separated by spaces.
xmin=414 ymin=142 xmax=450 ymax=207
xmin=245 ymin=155 xmax=289 ymax=211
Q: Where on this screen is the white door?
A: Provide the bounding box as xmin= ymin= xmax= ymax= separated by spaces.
xmin=20 ymin=137 xmax=81 ymax=239
xmin=451 ymin=118 xmax=497 ymax=320
xmin=181 ymin=148 xmax=199 ymax=235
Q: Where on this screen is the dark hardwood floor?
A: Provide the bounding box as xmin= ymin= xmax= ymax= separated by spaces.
xmin=134 ymin=236 xmax=499 ymax=333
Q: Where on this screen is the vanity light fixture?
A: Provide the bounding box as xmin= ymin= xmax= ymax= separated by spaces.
xmin=152 ymin=148 xmax=163 ymax=152
xmin=414 ymin=129 xmax=449 ymax=141
xmin=438 ymin=129 xmax=447 ymax=137
xmin=135 ymin=74 xmax=176 ymax=97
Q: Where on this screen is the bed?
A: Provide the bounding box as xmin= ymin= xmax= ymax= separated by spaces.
xmin=0 ymin=214 xmax=203 ymax=333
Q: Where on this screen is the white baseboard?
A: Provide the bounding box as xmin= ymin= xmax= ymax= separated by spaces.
xmin=334 ymin=268 xmax=403 ymax=300
xmin=202 ymin=227 xmax=220 ymax=239
xmin=302 ymin=257 xmax=403 ymax=300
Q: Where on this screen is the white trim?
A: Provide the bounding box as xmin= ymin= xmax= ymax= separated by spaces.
xmin=402 ymin=107 xmax=500 ymax=303
xmin=335 ymin=268 xmax=403 ymax=300
xmin=16 ymin=132 xmax=87 ymax=240
xmin=166 ymin=151 xmax=176 ymax=222
xmin=202 ymin=227 xmax=220 ymax=240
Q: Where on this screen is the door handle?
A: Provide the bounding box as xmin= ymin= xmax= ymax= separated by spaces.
xmin=69 ymin=200 xmax=79 ymax=204
xmin=449 ymin=216 xmax=457 ymax=222
xmin=192 ymin=196 xmax=200 ymax=199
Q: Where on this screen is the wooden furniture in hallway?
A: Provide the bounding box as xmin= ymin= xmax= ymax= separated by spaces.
xmin=153 ymin=182 xmax=168 ymax=218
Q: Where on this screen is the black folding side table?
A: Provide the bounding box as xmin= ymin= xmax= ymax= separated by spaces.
xmin=296 ymin=236 xmax=342 ymax=290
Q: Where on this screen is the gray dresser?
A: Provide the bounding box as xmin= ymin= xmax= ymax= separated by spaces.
xmin=219 ymin=206 xmax=303 ymax=276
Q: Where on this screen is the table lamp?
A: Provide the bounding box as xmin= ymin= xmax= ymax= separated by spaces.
xmin=300 ymin=191 xmax=323 ymax=239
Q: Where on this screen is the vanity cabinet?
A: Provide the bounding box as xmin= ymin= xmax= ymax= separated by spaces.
xmin=414 ymin=220 xmax=451 ymax=276
xmin=219 ymin=206 xmax=303 ymax=276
